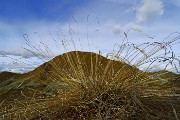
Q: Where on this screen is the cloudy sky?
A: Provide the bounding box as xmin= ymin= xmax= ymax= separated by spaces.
xmin=0 ymin=0 xmax=180 ymax=73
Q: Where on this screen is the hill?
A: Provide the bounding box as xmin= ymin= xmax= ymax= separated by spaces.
xmin=0 ymin=51 xmax=139 ymax=94
xmin=0 ymin=71 xmax=19 ymax=83
xmin=0 ymin=51 xmax=179 ymax=119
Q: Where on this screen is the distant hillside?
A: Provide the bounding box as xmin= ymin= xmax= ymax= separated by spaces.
xmin=154 ymin=70 xmax=180 ymax=87
xmin=0 ymin=71 xmax=19 ymax=83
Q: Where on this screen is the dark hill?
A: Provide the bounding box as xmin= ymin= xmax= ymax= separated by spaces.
xmin=0 ymin=71 xmax=19 ymax=83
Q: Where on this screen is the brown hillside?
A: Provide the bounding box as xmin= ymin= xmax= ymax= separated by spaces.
xmin=0 ymin=71 xmax=19 ymax=83
xmin=1 ymin=51 xmax=179 ymax=97
xmin=13 ymin=51 xmax=140 ymax=88
xmin=0 ymin=51 xmax=140 ymax=101
xmin=0 ymin=51 xmax=180 ymax=119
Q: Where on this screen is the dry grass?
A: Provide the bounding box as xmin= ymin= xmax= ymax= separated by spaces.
xmin=0 ymin=30 xmax=180 ymax=120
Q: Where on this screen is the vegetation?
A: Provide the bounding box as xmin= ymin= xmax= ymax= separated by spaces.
xmin=0 ymin=29 xmax=180 ymax=120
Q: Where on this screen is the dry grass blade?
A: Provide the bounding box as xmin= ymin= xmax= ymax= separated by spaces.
xmin=0 ymin=29 xmax=180 ymax=120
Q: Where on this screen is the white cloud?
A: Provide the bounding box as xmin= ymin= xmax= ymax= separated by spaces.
xmin=136 ymin=0 xmax=164 ymax=23
xmin=112 ymin=24 xmax=122 ymax=35
xmin=0 ymin=49 xmax=37 ymax=58
xmin=0 ymin=54 xmax=45 ymax=73
xmin=106 ymin=22 xmax=123 ymax=35
xmin=0 ymin=62 xmax=35 ymax=73
xmin=0 ymin=48 xmax=56 ymax=58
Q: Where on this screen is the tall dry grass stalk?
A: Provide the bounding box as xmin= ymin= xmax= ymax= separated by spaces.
xmin=0 ymin=28 xmax=180 ymax=119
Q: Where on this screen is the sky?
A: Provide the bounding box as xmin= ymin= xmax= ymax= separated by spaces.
xmin=0 ymin=0 xmax=180 ymax=73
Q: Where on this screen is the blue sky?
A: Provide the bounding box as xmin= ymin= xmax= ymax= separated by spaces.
xmin=0 ymin=0 xmax=88 ymax=21
xmin=0 ymin=0 xmax=180 ymax=73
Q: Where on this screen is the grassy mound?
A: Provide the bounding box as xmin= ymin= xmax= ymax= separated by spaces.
xmin=0 ymin=51 xmax=179 ymax=119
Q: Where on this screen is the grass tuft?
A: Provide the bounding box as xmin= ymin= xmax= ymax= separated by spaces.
xmin=0 ymin=29 xmax=180 ymax=120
